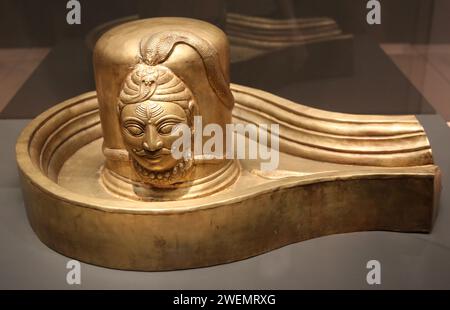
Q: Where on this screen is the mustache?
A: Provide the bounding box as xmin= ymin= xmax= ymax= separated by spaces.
xmin=134 ymin=148 xmax=171 ymax=157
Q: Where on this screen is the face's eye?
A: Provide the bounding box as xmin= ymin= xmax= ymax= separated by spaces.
xmin=158 ymin=122 xmax=179 ymax=135
xmin=125 ymin=124 xmax=144 ymax=136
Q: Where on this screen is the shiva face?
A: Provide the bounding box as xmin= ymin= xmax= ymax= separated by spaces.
xmin=120 ymin=100 xmax=188 ymax=172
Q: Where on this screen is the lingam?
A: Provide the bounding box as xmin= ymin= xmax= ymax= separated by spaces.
xmin=96 ymin=22 xmax=241 ymax=199
xmin=16 ymin=17 xmax=440 ymax=271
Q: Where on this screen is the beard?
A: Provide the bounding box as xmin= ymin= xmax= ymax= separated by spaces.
xmin=131 ymin=156 xmax=194 ymax=188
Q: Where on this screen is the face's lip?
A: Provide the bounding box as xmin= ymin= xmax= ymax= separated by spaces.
xmin=133 ymin=154 xmax=174 ymax=172
xmin=144 ymin=153 xmax=164 ymax=160
xmin=144 ymin=151 xmax=162 ymax=158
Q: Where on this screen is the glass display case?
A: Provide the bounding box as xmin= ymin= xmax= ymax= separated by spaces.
xmin=0 ymin=0 xmax=449 ymax=291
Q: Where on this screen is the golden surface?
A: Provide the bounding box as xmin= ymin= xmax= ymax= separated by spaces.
xmin=94 ymin=17 xmax=236 ymax=196
xmin=16 ymin=18 xmax=440 ymax=271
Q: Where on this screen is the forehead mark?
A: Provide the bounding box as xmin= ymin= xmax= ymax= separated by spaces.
xmin=135 ymin=101 xmax=165 ymax=123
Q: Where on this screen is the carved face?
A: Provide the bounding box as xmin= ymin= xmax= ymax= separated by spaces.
xmin=120 ymin=101 xmax=188 ymax=172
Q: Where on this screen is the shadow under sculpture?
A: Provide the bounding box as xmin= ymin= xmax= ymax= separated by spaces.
xmin=16 ymin=18 xmax=440 ymax=271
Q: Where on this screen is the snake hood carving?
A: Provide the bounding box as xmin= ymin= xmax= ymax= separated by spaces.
xmin=138 ymin=30 xmax=234 ymax=109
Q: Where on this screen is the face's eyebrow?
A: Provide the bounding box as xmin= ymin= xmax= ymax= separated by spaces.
xmin=153 ymin=115 xmax=186 ymax=126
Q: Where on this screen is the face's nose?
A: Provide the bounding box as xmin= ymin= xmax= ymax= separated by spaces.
xmin=143 ymin=125 xmax=163 ymax=151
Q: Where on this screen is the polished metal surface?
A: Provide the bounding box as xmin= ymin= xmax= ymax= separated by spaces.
xmin=16 ymin=17 xmax=440 ymax=271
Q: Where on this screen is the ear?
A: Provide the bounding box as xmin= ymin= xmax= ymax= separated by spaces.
xmin=188 ymin=99 xmax=198 ymax=117
xmin=188 ymin=99 xmax=198 ymax=132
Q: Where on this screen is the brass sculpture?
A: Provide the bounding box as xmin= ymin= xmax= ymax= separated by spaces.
xmin=118 ymin=63 xmax=197 ymax=187
xmin=16 ymin=17 xmax=440 ymax=271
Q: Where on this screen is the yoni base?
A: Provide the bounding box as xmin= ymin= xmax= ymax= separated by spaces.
xmin=16 ymin=86 xmax=440 ymax=271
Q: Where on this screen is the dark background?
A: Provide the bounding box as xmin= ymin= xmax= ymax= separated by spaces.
xmin=0 ymin=0 xmax=444 ymax=118
xmin=0 ymin=0 xmax=448 ymax=47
